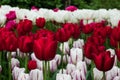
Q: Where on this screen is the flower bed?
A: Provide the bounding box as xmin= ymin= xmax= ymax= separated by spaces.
xmin=0 ymin=5 xmax=120 ymax=80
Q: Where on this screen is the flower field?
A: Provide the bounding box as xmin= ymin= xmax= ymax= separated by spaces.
xmin=0 ymin=5 xmax=120 ymax=80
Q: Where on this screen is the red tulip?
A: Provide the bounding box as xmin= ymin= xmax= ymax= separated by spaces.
xmin=115 ymin=49 xmax=120 ymax=61
xmin=4 ymin=31 xmax=18 ymax=51
xmin=17 ymin=19 xmax=32 ymax=36
xmin=28 ymin=60 xmax=37 ymax=70
xmin=93 ymin=51 xmax=115 ymax=71
xmin=36 ymin=17 xmax=46 ymax=28
xmin=6 ymin=11 xmax=16 ymax=20
xmin=18 ymin=36 xmax=33 ymax=53
xmin=82 ymin=23 xmax=94 ymax=34
xmin=56 ymin=28 xmax=71 ymax=42
xmin=33 ymin=30 xmax=57 ymax=61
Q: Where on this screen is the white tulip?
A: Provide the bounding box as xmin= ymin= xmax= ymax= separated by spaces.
xmin=56 ymin=73 xmax=71 ymax=80
xmin=54 ymin=54 xmax=61 ymax=66
xmin=50 ymin=60 xmax=57 ymax=72
xmin=93 ymin=68 xmax=103 ymax=80
xmin=59 ymin=42 xmax=70 ymax=54
xmin=11 ymin=58 xmax=20 ymax=69
xmin=18 ymin=72 xmax=29 ymax=80
xmin=66 ymin=63 xmax=76 ymax=74
xmin=29 ymin=69 xmax=43 ymax=80
xmin=73 ymin=39 xmax=84 ymax=49
xmin=70 ymin=48 xmax=83 ymax=64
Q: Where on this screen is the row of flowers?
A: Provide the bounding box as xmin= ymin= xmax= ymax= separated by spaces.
xmin=0 ymin=5 xmax=120 ymax=27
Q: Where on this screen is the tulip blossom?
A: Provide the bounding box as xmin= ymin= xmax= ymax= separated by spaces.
xmin=29 ymin=69 xmax=43 ymax=80
xmin=73 ymin=39 xmax=84 ymax=49
xmin=59 ymin=42 xmax=70 ymax=54
xmin=54 ymin=54 xmax=61 ymax=66
xmin=18 ymin=72 xmax=29 ymax=80
xmin=56 ymin=73 xmax=71 ymax=80
xmin=50 ymin=60 xmax=57 ymax=72
xmin=36 ymin=17 xmax=46 ymax=28
xmin=33 ymin=29 xmax=57 ymax=61
xmin=93 ymin=68 xmax=103 ymax=80
xmin=65 ymin=6 xmax=78 ymax=12
xmin=6 ymin=11 xmax=16 ymax=20
xmin=66 ymin=63 xmax=76 ymax=75
xmin=93 ymin=51 xmax=115 ymax=71
xmin=5 ymin=20 xmax=17 ymax=31
xmin=11 ymin=58 xmax=20 ymax=70
xmin=70 ymin=48 xmax=83 ymax=64
xmin=28 ymin=60 xmax=37 ymax=70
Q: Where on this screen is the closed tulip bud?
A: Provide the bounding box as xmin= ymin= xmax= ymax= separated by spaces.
xmin=76 ymin=61 xmax=87 ymax=76
xmin=12 ymin=67 xmax=25 ymax=80
xmin=73 ymin=39 xmax=84 ymax=49
xmin=6 ymin=11 xmax=16 ymax=20
xmin=28 ymin=60 xmax=37 ymax=70
xmin=59 ymin=42 xmax=70 ymax=54
xmin=11 ymin=58 xmax=20 ymax=70
xmin=36 ymin=17 xmax=46 ymax=28
xmin=70 ymin=48 xmax=83 ymax=64
xmin=56 ymin=73 xmax=72 ymax=80
xmin=50 ymin=60 xmax=57 ymax=72
xmin=66 ymin=63 xmax=76 ymax=75
xmin=18 ymin=72 xmax=29 ymax=80
xmin=5 ymin=20 xmax=17 ymax=31
xmin=93 ymin=68 xmax=103 ymax=80
xmin=29 ymin=69 xmax=43 ymax=80
xmin=54 ymin=54 xmax=61 ymax=66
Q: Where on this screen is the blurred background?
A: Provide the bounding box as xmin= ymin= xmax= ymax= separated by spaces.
xmin=0 ymin=0 xmax=120 ymax=9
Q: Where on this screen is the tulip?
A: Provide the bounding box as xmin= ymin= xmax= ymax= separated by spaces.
xmin=85 ymin=57 xmax=91 ymax=65
xmin=65 ymin=6 xmax=78 ymax=12
xmin=6 ymin=11 xmax=16 ymax=20
xmin=36 ymin=17 xmax=46 ymax=28
xmin=18 ymin=72 xmax=29 ymax=80
xmin=5 ymin=20 xmax=17 ymax=31
xmin=54 ymin=54 xmax=61 ymax=66
xmin=70 ymin=48 xmax=83 ymax=64
xmin=31 ymin=6 xmax=38 ymax=11
xmin=33 ymin=29 xmax=57 ymax=61
xmin=93 ymin=51 xmax=115 ymax=71
xmin=66 ymin=63 xmax=76 ymax=75
xmin=73 ymin=39 xmax=84 ymax=49
xmin=93 ymin=68 xmax=103 ymax=80
xmin=115 ymin=49 xmax=120 ymax=61
xmin=56 ymin=73 xmax=72 ymax=80
xmin=17 ymin=19 xmax=32 ymax=36
xmin=29 ymin=69 xmax=43 ymax=80
xmin=11 ymin=58 xmax=20 ymax=70
xmin=28 ymin=60 xmax=37 ymax=70
xmin=76 ymin=61 xmax=87 ymax=76
xmin=12 ymin=67 xmax=25 ymax=80
xmin=53 ymin=8 xmax=59 ymax=12
xmin=59 ymin=42 xmax=70 ymax=54
xmin=59 ymin=69 xmax=67 ymax=74
xmin=0 ymin=65 xmax=2 ymax=73
xmin=113 ymin=76 xmax=120 ymax=80
xmin=18 ymin=35 xmax=33 ymax=53
xmin=106 ymin=66 xmax=120 ymax=80
xmin=49 ymin=60 xmax=57 ymax=72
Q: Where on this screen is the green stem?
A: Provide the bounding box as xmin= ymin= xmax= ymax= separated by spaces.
xmin=61 ymin=43 xmax=64 ymax=73
xmin=103 ymin=72 xmax=106 ymax=80
xmin=45 ymin=61 xmax=48 ymax=80
xmin=25 ymin=54 xmax=28 ymax=73
xmin=43 ymin=61 xmax=45 ymax=80
xmin=47 ymin=61 xmax=50 ymax=79
xmin=8 ymin=52 xmax=11 ymax=80
xmin=0 ymin=51 xmax=2 ymax=79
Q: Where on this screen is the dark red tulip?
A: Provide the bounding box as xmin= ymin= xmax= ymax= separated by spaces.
xmin=33 ymin=30 xmax=57 ymax=61
xmin=115 ymin=49 xmax=120 ymax=61
xmin=93 ymin=51 xmax=115 ymax=71
xmin=110 ymin=37 xmax=117 ymax=48
xmin=28 ymin=60 xmax=37 ymax=70
xmin=82 ymin=23 xmax=94 ymax=34
xmin=18 ymin=36 xmax=33 ymax=53
xmin=36 ymin=17 xmax=46 ymax=28
xmin=17 ymin=19 xmax=32 ymax=36
xmin=56 ymin=28 xmax=71 ymax=42
xmin=4 ymin=31 xmax=18 ymax=51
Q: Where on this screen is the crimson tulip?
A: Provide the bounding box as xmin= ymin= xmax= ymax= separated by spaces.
xmin=28 ymin=60 xmax=37 ymax=70
xmin=36 ymin=17 xmax=46 ymax=28
xmin=115 ymin=49 xmax=120 ymax=61
xmin=93 ymin=51 xmax=115 ymax=71
xmin=65 ymin=6 xmax=78 ymax=12
xmin=18 ymin=36 xmax=33 ymax=53
xmin=6 ymin=11 xmax=16 ymax=20
xmin=17 ymin=19 xmax=32 ymax=36
xmin=33 ymin=29 xmax=57 ymax=61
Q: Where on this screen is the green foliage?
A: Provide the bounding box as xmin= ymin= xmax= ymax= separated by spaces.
xmin=0 ymin=0 xmax=120 ymax=9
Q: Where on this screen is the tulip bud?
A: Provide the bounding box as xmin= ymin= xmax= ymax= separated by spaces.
xmin=63 ymin=54 xmax=69 ymax=64
xmin=29 ymin=69 xmax=43 ymax=80
xmin=70 ymin=48 xmax=83 ymax=64
xmin=28 ymin=60 xmax=37 ymax=70
xmin=50 ymin=60 xmax=57 ymax=72
xmin=36 ymin=60 xmax=43 ymax=70
xmin=93 ymin=68 xmax=103 ymax=80
xmin=18 ymin=72 xmax=29 ymax=80
xmin=59 ymin=69 xmax=67 ymax=74
xmin=56 ymin=73 xmax=72 ymax=80
xmin=11 ymin=58 xmax=20 ymax=70
xmin=66 ymin=63 xmax=76 ymax=75
xmin=73 ymin=39 xmax=84 ymax=49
